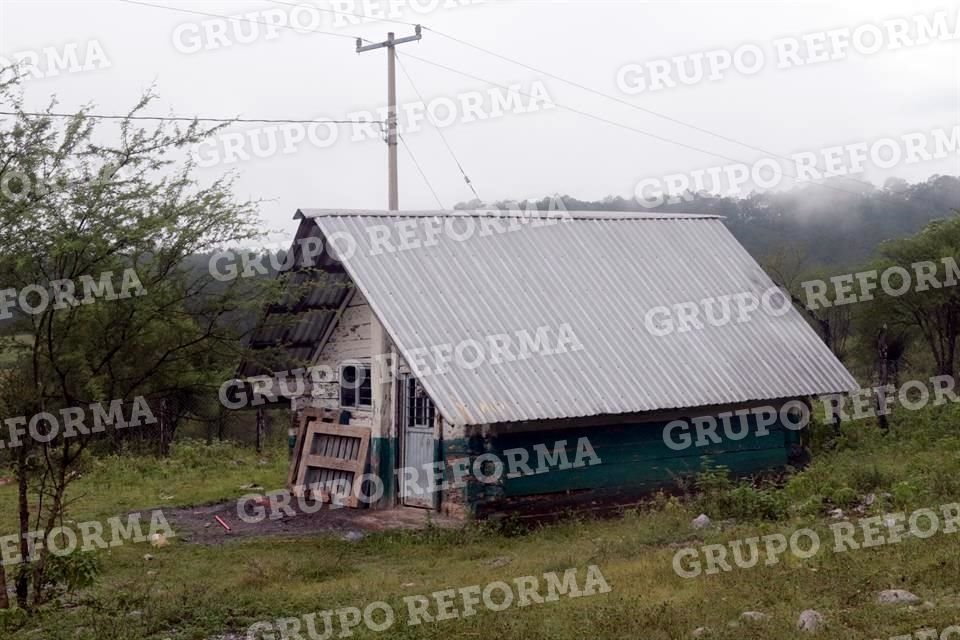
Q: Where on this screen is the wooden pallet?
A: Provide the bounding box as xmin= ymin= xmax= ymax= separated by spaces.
xmin=289 ymin=408 xmax=370 ymax=508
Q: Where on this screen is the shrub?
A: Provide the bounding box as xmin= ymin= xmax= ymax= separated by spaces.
xmin=39 ymin=550 xmax=101 ymax=600
xmin=827 ymin=485 xmax=859 ymax=508
xmin=692 ymin=462 xmax=788 ymax=521
xmin=0 ymin=607 xmax=28 ymax=634
xmin=693 ymin=459 xmax=733 ymax=495
xmin=722 ymin=485 xmax=789 ymax=520
xmin=892 ymin=480 xmax=921 ymax=509
xmin=848 ymin=464 xmax=893 ymax=492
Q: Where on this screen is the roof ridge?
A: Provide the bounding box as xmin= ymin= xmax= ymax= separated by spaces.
xmin=295 ymin=208 xmax=723 ymax=221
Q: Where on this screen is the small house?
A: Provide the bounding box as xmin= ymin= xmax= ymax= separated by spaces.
xmin=241 ymin=209 xmax=857 ymax=520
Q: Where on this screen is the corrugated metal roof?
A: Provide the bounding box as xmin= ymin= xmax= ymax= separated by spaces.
xmin=238 ymin=220 xmax=353 ymax=378
xmin=300 ymin=209 xmax=858 ymax=426
xmin=297 ymin=208 xmax=720 ymax=221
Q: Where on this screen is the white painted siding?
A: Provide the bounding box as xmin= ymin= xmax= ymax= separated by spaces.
xmin=296 ymin=292 xmax=374 ymax=428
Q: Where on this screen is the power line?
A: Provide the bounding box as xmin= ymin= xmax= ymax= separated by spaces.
xmin=427 ymin=27 xmax=775 ymax=155
xmin=115 ymin=0 xmax=824 ymax=183
xmin=399 ymin=132 xmax=445 ymax=209
xmin=0 ymin=110 xmax=383 ymax=125
xmin=111 ymin=0 xmax=759 ymax=171
xmin=396 ymin=54 xmax=480 ymax=201
xmin=424 ymin=27 xmax=877 ymax=193
xmin=400 ymin=52 xmax=751 ymax=165
xmin=263 ymin=0 xmax=421 ymax=29
xmin=118 ymin=0 xmax=369 ymax=43
xmin=115 ymin=0 xmax=868 ymax=200
xmin=399 ymin=50 xmax=867 ymax=198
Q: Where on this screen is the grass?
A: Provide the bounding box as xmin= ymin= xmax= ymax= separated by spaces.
xmin=1 ymin=405 xmax=959 ymax=639
xmin=0 ymin=439 xmax=289 ymax=533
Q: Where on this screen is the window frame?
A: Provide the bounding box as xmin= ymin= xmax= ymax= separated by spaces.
xmin=339 ymin=362 xmax=373 ymax=410
xmin=405 ymin=377 xmax=436 ymax=428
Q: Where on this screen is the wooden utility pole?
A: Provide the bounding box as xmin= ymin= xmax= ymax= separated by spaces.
xmin=357 ymin=29 xmax=420 ymax=507
xmin=357 ymin=27 xmax=422 ymax=211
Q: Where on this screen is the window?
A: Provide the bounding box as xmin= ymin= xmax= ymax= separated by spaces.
xmin=406 ymin=378 xmax=435 ymax=427
xmin=340 ymin=363 xmax=372 ymax=409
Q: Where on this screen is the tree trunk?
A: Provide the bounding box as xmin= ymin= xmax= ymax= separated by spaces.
xmin=15 ymin=447 xmax=30 ymax=609
xmin=876 ymin=329 xmax=890 ymax=431
xmin=946 ymin=334 xmax=957 ymax=379
xmin=0 ymin=562 xmax=9 ymax=609
xmin=158 ymin=398 xmax=169 ymax=457
xmin=932 ymin=317 xmax=956 ymax=378
xmin=256 ymin=407 xmax=265 ymax=454
xmin=831 ymin=413 xmax=842 ymax=435
xmin=817 ymin=317 xmax=833 ymax=353
xmin=31 ymin=483 xmax=66 ymax=608
xmin=938 ymin=359 xmax=954 ymax=378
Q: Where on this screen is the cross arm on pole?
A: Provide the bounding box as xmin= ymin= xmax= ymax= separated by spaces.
xmin=356 ymin=25 xmax=422 ymax=53
xmin=355 ymin=26 xmax=423 ymax=212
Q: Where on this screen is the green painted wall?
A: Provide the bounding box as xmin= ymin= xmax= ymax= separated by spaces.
xmin=369 ymin=436 xmax=397 ymax=506
xmin=437 ymin=412 xmax=802 ymax=513
xmin=494 ymin=414 xmax=800 ymax=498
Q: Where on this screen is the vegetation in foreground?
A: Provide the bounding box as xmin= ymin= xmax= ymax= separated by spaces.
xmin=0 ymin=402 xmax=957 ymax=640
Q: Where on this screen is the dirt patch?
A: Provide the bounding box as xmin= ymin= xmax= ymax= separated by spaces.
xmin=162 ymin=498 xmax=460 ymax=545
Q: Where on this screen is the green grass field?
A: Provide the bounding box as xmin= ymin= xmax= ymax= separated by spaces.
xmin=1 ymin=405 xmax=959 ymax=640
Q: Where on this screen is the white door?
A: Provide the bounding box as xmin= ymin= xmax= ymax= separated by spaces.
xmin=400 ymin=376 xmax=436 ymax=508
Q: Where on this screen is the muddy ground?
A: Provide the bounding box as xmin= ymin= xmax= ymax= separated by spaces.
xmin=161 ymin=497 xmax=460 ymax=545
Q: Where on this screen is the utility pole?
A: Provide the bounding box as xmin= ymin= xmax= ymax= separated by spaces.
xmin=357 ymin=26 xmax=422 ymax=212
xmin=357 ymin=28 xmax=421 ymax=509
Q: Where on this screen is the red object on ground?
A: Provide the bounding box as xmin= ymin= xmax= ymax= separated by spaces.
xmin=214 ymin=515 xmax=231 ymax=531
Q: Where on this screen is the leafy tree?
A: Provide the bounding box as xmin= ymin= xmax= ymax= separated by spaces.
xmin=0 ymin=74 xmax=266 ymax=608
xmin=865 ymin=214 xmax=960 ymax=377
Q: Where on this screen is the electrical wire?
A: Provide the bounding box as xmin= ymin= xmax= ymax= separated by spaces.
xmin=263 ymin=0 xmax=421 ymax=28
xmin=396 ymin=54 xmax=480 ymax=201
xmin=423 ymin=26 xmax=877 ymax=193
xmin=0 ymin=110 xmax=384 ymax=125
xmin=232 ymin=0 xmax=875 ymax=197
xmin=399 ymin=132 xmax=445 ymax=209
xmin=114 ymin=0 xmax=770 ymax=174
xmin=114 ymin=0 xmax=868 ymax=199
xmin=399 ymin=50 xmax=868 ymax=198
xmin=118 ymin=0 xmax=370 ymax=42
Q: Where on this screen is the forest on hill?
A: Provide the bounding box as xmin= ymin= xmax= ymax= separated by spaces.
xmin=462 ymin=175 xmax=960 ymax=269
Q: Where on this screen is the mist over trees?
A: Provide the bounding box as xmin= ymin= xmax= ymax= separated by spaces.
xmin=466 ymin=175 xmax=960 ymax=268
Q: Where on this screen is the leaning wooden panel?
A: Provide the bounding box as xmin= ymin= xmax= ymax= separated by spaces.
xmin=288 ymin=408 xmax=338 ymax=496
xmin=286 ymin=410 xmax=309 ymax=491
xmin=292 ymin=420 xmax=371 ymax=508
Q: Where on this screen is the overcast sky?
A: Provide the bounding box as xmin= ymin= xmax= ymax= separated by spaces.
xmin=1 ymin=0 xmax=958 ymax=240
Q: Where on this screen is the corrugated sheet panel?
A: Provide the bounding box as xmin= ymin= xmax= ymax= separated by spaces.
xmin=301 ymin=209 xmax=858 ymax=426
xmin=239 ymin=217 xmax=353 ymax=377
